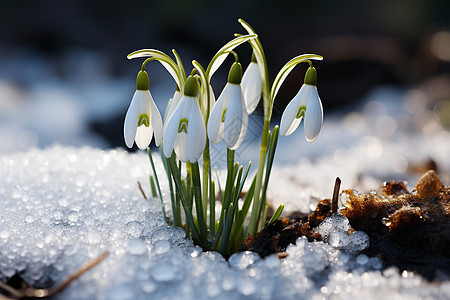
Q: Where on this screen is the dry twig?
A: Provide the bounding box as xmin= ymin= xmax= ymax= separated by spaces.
xmin=137 ymin=181 xmax=147 ymax=200
xmin=331 ymin=177 xmax=341 ymax=213
xmin=0 ymin=251 xmax=109 ymax=299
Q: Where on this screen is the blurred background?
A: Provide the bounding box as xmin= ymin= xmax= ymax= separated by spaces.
xmin=0 ymin=0 xmax=449 ymax=158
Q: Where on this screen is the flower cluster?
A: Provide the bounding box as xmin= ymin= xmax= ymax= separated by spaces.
xmin=123 ymin=19 xmax=323 ymax=255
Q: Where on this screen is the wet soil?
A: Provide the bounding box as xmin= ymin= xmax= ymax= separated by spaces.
xmin=241 ymin=170 xmax=450 ymax=280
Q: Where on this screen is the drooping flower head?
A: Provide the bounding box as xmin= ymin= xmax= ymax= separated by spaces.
xmin=163 ymin=75 xmax=206 ymax=162
xmin=279 ymin=66 xmax=323 ymax=142
xmin=241 ymin=52 xmax=262 ymax=114
xmin=207 ymin=62 xmax=248 ymax=150
xmin=123 ymin=70 xmax=163 ymax=149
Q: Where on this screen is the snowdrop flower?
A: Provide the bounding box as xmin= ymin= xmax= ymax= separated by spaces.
xmin=207 ymin=62 xmax=248 ymax=150
xmin=163 ymin=75 xmax=206 ymax=162
xmin=279 ymin=66 xmax=323 ymax=142
xmin=241 ymin=52 xmax=262 ymax=114
xmin=124 ymin=70 xmax=163 ymax=149
xmin=165 ymin=87 xmax=183 ymax=120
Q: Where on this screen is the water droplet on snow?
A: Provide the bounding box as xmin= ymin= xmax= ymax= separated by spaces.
xmin=151 ymin=262 xmax=176 ymax=282
xmin=349 ymin=231 xmax=370 ymax=252
xmin=153 ymin=240 xmax=171 ymax=255
xmin=228 ymin=251 xmax=261 ymax=270
xmin=68 ymin=211 xmax=79 ymax=223
xmin=328 ymin=231 xmax=351 ymax=249
xmin=356 ymin=254 xmax=369 ymax=265
xmin=128 ymin=239 xmax=147 ymax=255
xmin=24 ymin=213 xmax=35 ymax=223
xmin=125 ymin=221 xmax=143 ymax=238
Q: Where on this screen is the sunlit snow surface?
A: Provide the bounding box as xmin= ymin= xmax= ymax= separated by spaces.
xmin=1 ymin=85 xmax=450 ymax=298
xmin=1 ymin=143 xmax=449 ymax=299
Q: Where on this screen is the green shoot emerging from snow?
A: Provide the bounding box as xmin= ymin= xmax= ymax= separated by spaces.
xmin=124 ymin=18 xmax=324 ymax=256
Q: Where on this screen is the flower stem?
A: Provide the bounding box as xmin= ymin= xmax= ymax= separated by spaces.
xmin=247 ymin=119 xmax=270 ymax=235
xmin=190 ymin=161 xmax=207 ymax=240
xmin=209 ymin=180 xmax=216 ymax=235
xmin=202 ymin=141 xmax=210 ymax=222
xmin=259 ymin=125 xmax=279 ymax=229
xmin=167 ymin=155 xmax=201 ymax=243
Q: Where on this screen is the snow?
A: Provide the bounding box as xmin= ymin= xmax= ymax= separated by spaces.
xmin=1 ymin=140 xmax=449 ymax=299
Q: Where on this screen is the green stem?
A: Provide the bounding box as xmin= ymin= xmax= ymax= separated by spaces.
xmin=219 ymin=203 xmax=235 ymax=254
xmin=223 ymin=149 xmax=235 ymax=212
xmin=149 ymin=175 xmax=157 ymax=197
xmin=259 ymin=125 xmax=279 ymax=229
xmin=191 ymin=162 xmax=207 ymax=240
xmin=247 ymin=119 xmax=270 ymax=235
xmin=209 ymin=180 xmax=216 ymax=236
xmin=214 ymin=149 xmax=235 ymax=249
xmin=202 ymin=142 xmax=210 ymax=222
xmin=167 ymin=155 xmax=201 ymax=243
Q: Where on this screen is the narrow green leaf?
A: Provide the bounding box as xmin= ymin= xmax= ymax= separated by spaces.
xmin=167 ymin=155 xmax=201 ymax=243
xmin=235 ymin=162 xmax=252 ymax=205
xmin=209 ymin=180 xmax=216 ymax=235
xmin=172 ymin=49 xmax=186 ymax=83
xmin=202 ymin=141 xmax=210 ymax=222
xmin=219 ymin=203 xmax=235 ymax=254
xmin=268 ymin=204 xmax=284 ymax=226
xmin=232 ymin=166 xmax=244 ymax=207
xmin=149 ymin=175 xmax=157 ymax=198
xmin=191 ymin=162 xmax=207 ymax=239
xmin=259 ymin=125 xmax=279 ymax=225
xmin=233 ymin=174 xmax=256 ymax=238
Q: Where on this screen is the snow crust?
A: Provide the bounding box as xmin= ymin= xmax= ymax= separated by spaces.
xmin=1 ymin=145 xmax=449 ymax=299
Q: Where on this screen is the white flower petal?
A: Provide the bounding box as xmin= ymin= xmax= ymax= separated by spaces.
xmin=209 ymin=85 xmax=216 ymax=113
xmin=279 ymin=85 xmax=306 ymax=136
xmin=164 ymin=97 xmax=173 ymax=121
xmin=207 ymin=85 xmax=228 ymax=144
xmin=304 ymin=87 xmax=323 ymax=142
xmin=166 ymin=90 xmax=183 ymax=121
xmin=123 ymin=91 xmax=141 ymax=148
xmin=171 ymin=95 xmax=193 ymax=161
xmin=242 ymin=62 xmax=262 ymax=114
xmin=148 ymin=91 xmax=163 ymax=147
xmin=223 ymin=84 xmax=246 ymax=149
xmin=163 ymin=102 xmax=183 ymax=158
xmin=173 ymin=97 xmax=193 ymax=162
xmin=186 ymin=97 xmax=206 ymax=162
xmin=174 ymin=132 xmax=188 ymax=162
xmin=135 ymin=125 xmax=153 ymax=150
xmin=229 ymin=88 xmax=248 ymax=150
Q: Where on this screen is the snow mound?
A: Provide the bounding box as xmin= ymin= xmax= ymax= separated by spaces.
xmin=0 ymin=145 xmax=448 ymax=299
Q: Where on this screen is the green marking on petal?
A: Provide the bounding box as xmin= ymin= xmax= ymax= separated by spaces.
xmin=296 ymin=106 xmax=306 ymax=119
xmin=138 ymin=114 xmax=150 ymax=127
xmin=221 ymin=108 xmax=227 ymax=122
xmin=178 ymin=118 xmax=189 ymax=133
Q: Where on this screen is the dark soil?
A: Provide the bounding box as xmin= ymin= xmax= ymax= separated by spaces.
xmin=341 ymin=170 xmax=449 ymax=280
xmin=241 ymin=170 xmax=450 ymax=281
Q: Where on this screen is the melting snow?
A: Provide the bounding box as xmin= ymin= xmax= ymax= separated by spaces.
xmin=0 ymin=143 xmax=449 ymax=299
